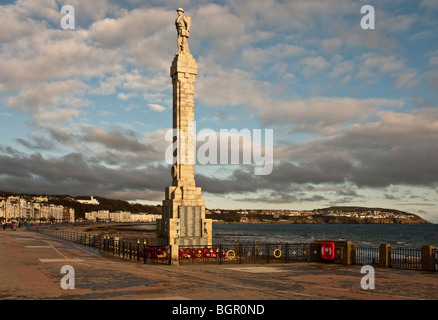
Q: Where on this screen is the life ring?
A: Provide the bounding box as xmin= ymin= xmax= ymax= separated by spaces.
xmin=273 ymin=248 xmax=282 ymax=258
xmin=226 ymin=250 xmax=235 ymax=259
xmin=183 ymin=248 xmax=191 ymax=259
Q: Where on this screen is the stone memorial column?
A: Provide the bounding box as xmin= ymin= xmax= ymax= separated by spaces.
xmin=157 ymin=8 xmax=212 ymax=250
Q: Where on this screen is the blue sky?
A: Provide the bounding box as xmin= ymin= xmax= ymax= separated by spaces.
xmin=0 ymin=0 xmax=438 ymax=222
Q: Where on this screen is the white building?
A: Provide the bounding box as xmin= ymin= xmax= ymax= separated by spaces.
xmin=131 ymin=213 xmax=161 ymax=222
xmin=85 ymin=210 xmax=110 ymax=221
xmin=77 ymin=196 xmax=99 ymax=205
xmin=85 ymin=210 xmax=161 ymax=223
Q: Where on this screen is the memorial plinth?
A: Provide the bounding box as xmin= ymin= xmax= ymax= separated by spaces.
xmin=157 ymin=9 xmax=212 ymax=248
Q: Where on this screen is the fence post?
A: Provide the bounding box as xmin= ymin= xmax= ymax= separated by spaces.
xmin=379 ymin=244 xmax=391 ymax=268
xmin=129 ymin=242 xmax=132 ymax=260
xmin=421 ymin=245 xmax=435 ymax=271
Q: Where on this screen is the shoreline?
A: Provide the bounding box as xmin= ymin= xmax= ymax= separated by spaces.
xmin=49 ymin=222 xmax=156 ymax=242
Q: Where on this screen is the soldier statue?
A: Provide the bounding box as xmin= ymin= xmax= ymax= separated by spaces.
xmin=175 ymin=8 xmax=191 ymax=54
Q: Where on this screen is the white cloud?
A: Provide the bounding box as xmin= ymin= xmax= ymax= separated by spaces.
xmin=149 ymin=103 xmax=166 ymax=112
xmin=296 ymin=56 xmax=330 ymax=77
xmin=240 ymin=43 xmax=305 ymax=69
xmin=261 ymin=97 xmax=404 ymax=133
xmin=0 ymin=0 xmax=437 ymax=214
xmin=420 ymin=0 xmax=438 ymax=10
xmin=329 ymin=60 xmax=355 ymax=79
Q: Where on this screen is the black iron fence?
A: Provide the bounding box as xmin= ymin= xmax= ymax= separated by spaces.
xmin=27 ymin=226 xmax=311 ymax=265
xmin=178 ymin=242 xmax=311 ymax=264
xmin=390 ymin=247 xmax=422 ymax=270
xmin=353 ymin=245 xmax=379 ymax=266
xmin=26 ymin=226 xmax=436 ymax=271
xmin=30 ymin=227 xmax=170 ymax=264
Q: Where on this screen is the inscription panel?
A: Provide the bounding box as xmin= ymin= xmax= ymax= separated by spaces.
xmin=161 ymin=206 xmax=169 ymax=236
xmin=178 ymin=206 xmax=201 ymax=237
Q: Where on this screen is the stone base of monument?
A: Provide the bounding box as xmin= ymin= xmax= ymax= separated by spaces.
xmin=157 ymin=204 xmax=212 ymax=247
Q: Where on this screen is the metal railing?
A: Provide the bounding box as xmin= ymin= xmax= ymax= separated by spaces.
xmin=353 ymin=246 xmax=379 ymax=266
xmin=26 ymin=226 xmax=436 ymax=271
xmin=178 ymin=242 xmax=311 ymax=264
xmin=390 ymin=247 xmax=422 ymax=270
xmin=28 ymin=226 xmax=311 ymax=265
xmin=29 ymin=226 xmax=170 ymax=265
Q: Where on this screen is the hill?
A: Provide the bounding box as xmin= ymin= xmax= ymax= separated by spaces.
xmin=206 ymin=206 xmax=430 ymax=224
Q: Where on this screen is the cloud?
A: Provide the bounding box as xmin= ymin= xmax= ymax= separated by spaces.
xmin=0 ymin=0 xmax=437 ymax=214
xmin=296 ymin=56 xmax=330 ymax=77
xmin=0 ymin=149 xmax=171 ymax=200
xmin=81 ymin=126 xmax=151 ymax=152
xmin=240 ymin=43 xmax=305 ymax=70
xmin=196 ymin=59 xmax=271 ymax=108
xmin=357 ymin=53 xmax=406 ymax=78
xmin=260 ymin=97 xmax=404 ymax=133
xmin=191 ymin=4 xmax=252 ymax=55
xmin=420 ymin=0 xmax=438 ymax=10
xmin=149 ymin=103 xmax=166 ymax=112
xmin=274 ymin=108 xmax=438 ymax=188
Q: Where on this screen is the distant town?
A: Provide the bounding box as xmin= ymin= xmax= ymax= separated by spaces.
xmin=0 ymin=191 xmax=430 ymax=224
xmin=206 ymin=207 xmax=430 ymax=224
xmin=0 ymin=193 xmax=160 ymax=224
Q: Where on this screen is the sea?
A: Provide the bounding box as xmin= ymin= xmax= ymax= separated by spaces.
xmin=133 ymin=222 xmax=438 ymax=248
xmin=211 ymin=223 xmax=438 ymax=248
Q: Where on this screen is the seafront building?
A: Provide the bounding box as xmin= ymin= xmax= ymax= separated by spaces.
xmin=85 ymin=210 xmax=160 ymax=223
xmin=0 ymin=196 xmax=75 ymax=223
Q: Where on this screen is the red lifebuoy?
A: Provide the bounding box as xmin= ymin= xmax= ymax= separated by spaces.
xmin=320 ymin=242 xmax=335 ymax=260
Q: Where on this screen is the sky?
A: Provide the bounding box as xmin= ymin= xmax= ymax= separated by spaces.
xmin=0 ymin=0 xmax=437 ymax=222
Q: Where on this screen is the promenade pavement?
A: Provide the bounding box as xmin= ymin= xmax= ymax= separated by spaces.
xmin=1 ymin=228 xmax=437 ymax=301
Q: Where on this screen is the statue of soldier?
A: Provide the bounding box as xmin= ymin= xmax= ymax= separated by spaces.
xmin=175 ymin=8 xmax=191 ymax=54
